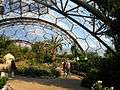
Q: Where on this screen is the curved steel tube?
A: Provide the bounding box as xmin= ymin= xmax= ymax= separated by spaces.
xmin=0 ymin=17 xmax=84 ymax=53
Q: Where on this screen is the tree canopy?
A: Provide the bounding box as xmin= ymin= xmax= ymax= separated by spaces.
xmin=93 ymin=0 xmax=120 ymax=18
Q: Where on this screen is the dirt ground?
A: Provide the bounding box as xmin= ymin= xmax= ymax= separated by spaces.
xmin=8 ymin=75 xmax=90 ymax=90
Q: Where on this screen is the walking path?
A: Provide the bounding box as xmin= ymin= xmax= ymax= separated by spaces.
xmin=8 ymin=75 xmax=90 ymax=90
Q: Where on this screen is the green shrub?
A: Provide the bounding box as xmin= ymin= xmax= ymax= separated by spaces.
xmin=0 ymin=77 xmax=7 ymax=89
xmin=16 ymin=63 xmax=60 ymax=77
xmin=71 ymin=61 xmax=92 ymax=76
xmin=50 ymin=67 xmax=61 ymax=77
xmin=16 ymin=66 xmax=50 ymax=76
xmin=96 ymin=57 xmax=120 ymax=89
xmin=81 ymin=69 xmax=98 ymax=88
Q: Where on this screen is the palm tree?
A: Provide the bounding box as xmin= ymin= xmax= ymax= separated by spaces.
xmin=71 ymin=43 xmax=81 ymax=61
xmin=48 ymin=36 xmax=63 ymax=62
xmin=32 ymin=41 xmax=45 ymax=63
xmin=32 ymin=37 xmax=63 ymax=63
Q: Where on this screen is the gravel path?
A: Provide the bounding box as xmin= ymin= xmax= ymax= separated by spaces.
xmin=8 ymin=75 xmax=90 ymax=90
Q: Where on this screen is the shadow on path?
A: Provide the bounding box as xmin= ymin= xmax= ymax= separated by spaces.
xmin=9 ymin=75 xmax=90 ymax=90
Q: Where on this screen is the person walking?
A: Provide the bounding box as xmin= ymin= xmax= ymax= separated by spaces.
xmin=65 ymin=60 xmax=71 ymax=78
xmin=63 ymin=60 xmax=67 ymax=77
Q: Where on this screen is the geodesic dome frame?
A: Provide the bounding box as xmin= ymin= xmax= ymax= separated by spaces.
xmin=0 ymin=0 xmax=116 ymax=55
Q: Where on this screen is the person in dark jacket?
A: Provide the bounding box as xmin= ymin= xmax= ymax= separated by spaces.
xmin=10 ymin=60 xmax=17 ymax=78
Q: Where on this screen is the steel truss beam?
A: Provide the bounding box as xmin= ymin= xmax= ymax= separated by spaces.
xmin=0 ymin=17 xmax=84 ymax=53
xmin=33 ymin=0 xmax=116 ymax=56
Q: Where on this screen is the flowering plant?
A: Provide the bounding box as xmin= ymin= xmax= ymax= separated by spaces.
xmin=91 ymin=80 xmax=114 ymax=90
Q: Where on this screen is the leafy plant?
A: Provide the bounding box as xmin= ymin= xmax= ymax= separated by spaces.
xmin=0 ymin=77 xmax=8 ymax=89
xmin=16 ymin=63 xmax=60 ymax=77
xmin=91 ymin=80 xmax=114 ymax=90
xmin=81 ymin=69 xmax=98 ymax=88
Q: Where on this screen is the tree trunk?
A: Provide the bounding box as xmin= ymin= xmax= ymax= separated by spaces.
xmin=52 ymin=53 xmax=56 ymax=62
xmin=51 ymin=49 xmax=56 ymax=62
xmin=111 ymin=19 xmax=120 ymax=57
xmin=109 ymin=18 xmax=120 ymax=89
